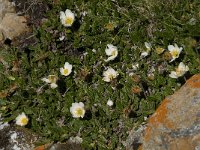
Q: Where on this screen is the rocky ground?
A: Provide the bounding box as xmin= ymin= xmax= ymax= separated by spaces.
xmin=0 ymin=0 xmax=200 ymax=150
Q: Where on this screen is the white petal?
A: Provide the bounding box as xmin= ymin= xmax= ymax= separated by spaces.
xmin=78 ymin=102 xmax=84 ymax=107
xmin=59 ymin=36 xmax=65 ymax=41
xmin=111 ymin=69 xmax=118 ymax=76
xmin=50 ymin=83 xmax=58 ymax=89
xmin=113 ymin=50 xmax=118 ymax=57
xmin=145 ymin=42 xmax=151 ymax=49
xmin=60 ymin=11 xmax=66 ymax=19
xmin=107 ymin=99 xmax=114 ymax=106
xmin=60 ymin=68 xmax=64 ymax=75
xmin=169 ymin=71 xmax=178 ymax=78
xmin=105 ymin=48 xmax=112 ymax=56
xmin=70 ymin=136 xmax=83 ymax=143
xmin=105 ymin=44 xmax=117 ymax=56
xmin=103 ymin=70 xmax=110 ymax=77
xmin=169 ymin=58 xmax=175 ymax=62
xmin=65 ymin=9 xmax=75 ymax=18
xmin=92 ymin=49 xmax=96 ymax=53
xmin=103 ymin=76 xmax=111 ymax=82
xmin=80 ymin=110 xmax=86 ymax=118
xmin=178 ymin=62 xmax=189 ymax=73
xmin=168 ymin=45 xmax=175 ymax=51
xmin=107 ymin=68 xmax=115 ymax=74
xmin=64 ymin=62 xmax=72 ymax=70
xmin=70 ymin=105 xmax=75 ymax=113
xmin=174 ymin=44 xmax=179 ymax=49
xmin=107 ymin=44 xmax=114 ymax=49
xmin=71 ymin=102 xmax=84 ymax=110
xmin=140 ymin=51 xmax=148 ymax=58
xmin=41 ymin=78 xmax=50 ymax=83
xmin=105 ymin=55 xmax=116 ymax=62
xmin=178 ymin=62 xmax=185 ymax=69
xmin=113 ymin=72 xmax=119 ymax=78
xmin=132 ymin=63 xmax=139 ymax=70
xmin=185 ymin=65 xmax=189 ymax=71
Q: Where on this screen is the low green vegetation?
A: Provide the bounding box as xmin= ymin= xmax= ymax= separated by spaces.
xmin=0 ymin=0 xmax=200 ymax=149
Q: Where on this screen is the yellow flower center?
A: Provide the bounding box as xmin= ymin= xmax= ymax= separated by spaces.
xmin=156 ymin=47 xmax=164 ymax=54
xmin=75 ymin=108 xmax=84 ymax=116
xmin=63 ymin=69 xmax=68 ymax=75
xmin=105 ymin=23 xmax=115 ymax=31
xmin=65 ymin=17 xmax=73 ymax=25
xmin=111 ymin=50 xmax=116 ymax=56
xmin=21 ymin=117 xmax=28 ymax=125
xmin=108 ymin=74 xmax=114 ymax=80
xmin=171 ymin=49 xmax=179 ymax=58
xmin=175 ymin=68 xmax=183 ymax=76
xmin=48 ymin=75 xmax=57 ymax=83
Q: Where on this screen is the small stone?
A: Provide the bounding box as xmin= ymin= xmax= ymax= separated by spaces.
xmin=0 ymin=0 xmax=30 ymax=42
xmin=0 ymin=13 xmax=29 ymax=41
xmin=0 ymin=0 xmax=15 ymax=20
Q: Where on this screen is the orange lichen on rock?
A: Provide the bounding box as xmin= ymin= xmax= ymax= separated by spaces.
xmin=34 ymin=143 xmax=52 ymax=150
xmin=186 ymin=74 xmax=200 ymax=88
xmin=34 ymin=145 xmax=45 ymax=150
xmin=138 ymin=74 xmax=200 ymax=150
xmin=138 ymin=145 xmax=143 ymax=150
xmin=144 ymin=99 xmax=173 ymax=142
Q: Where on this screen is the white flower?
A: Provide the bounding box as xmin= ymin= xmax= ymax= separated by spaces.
xmin=105 ymin=44 xmax=118 ymax=62
xmin=60 ymin=9 xmax=75 ymax=27
xmin=103 ymin=67 xmax=119 ymax=82
xmin=83 ymin=52 xmax=88 ymax=56
xmin=132 ymin=63 xmax=139 ymax=71
xmin=144 ymin=42 xmax=151 ymax=51
xmin=169 ymin=62 xmax=189 ymax=78
xmin=70 ymin=102 xmax=85 ymax=118
xmin=144 ymin=116 xmax=148 ymax=121
xmin=80 ymin=11 xmax=87 ymax=17
xmin=59 ymin=35 xmax=65 ymax=41
xmin=107 ymin=99 xmax=114 ymax=106
xmin=69 ymin=136 xmax=83 ymax=144
xmin=60 ymin=62 xmax=72 ymax=76
xmin=155 ymin=47 xmax=165 ymax=54
xmin=140 ymin=42 xmax=152 ymax=58
xmin=168 ymin=44 xmax=182 ymax=62
xmin=16 ymin=112 xmax=29 ymax=126
xmin=129 ymin=72 xmax=134 ymax=76
xmin=140 ymin=51 xmax=149 ymax=58
xmin=41 ymin=75 xmax=58 ymax=89
xmin=92 ymin=49 xmax=96 ymax=53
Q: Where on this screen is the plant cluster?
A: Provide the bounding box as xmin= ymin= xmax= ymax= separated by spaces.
xmin=0 ymin=0 xmax=200 ymax=149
